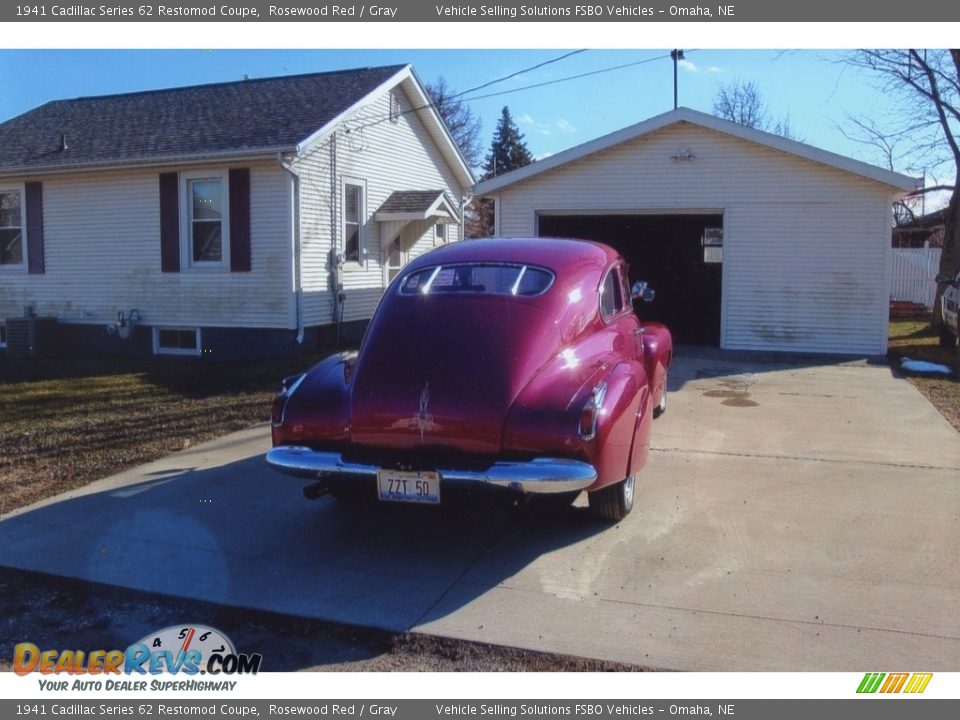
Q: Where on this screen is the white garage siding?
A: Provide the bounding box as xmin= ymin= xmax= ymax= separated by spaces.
xmin=0 ymin=161 xmax=293 ymax=330
xmin=492 ymin=121 xmax=903 ymax=355
xmin=722 ymin=201 xmax=891 ymax=354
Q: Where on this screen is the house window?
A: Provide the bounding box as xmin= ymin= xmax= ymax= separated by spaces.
xmin=390 ymin=92 xmax=401 ymax=123
xmin=153 ymin=327 xmax=201 ymax=356
xmin=343 ymin=181 xmax=365 ymax=265
xmin=180 ymin=170 xmax=230 ymax=268
xmin=435 ymin=222 xmax=447 ymax=246
xmin=0 ymin=189 xmax=24 ymax=267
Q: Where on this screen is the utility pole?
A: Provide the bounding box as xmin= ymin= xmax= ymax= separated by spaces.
xmin=670 ymin=49 xmax=685 ymax=109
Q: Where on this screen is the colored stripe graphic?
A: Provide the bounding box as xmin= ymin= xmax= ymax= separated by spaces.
xmin=857 ymin=673 xmax=885 ymax=693
xmin=880 ymin=673 xmax=909 ymax=693
xmin=857 ymin=672 xmax=932 ymax=694
xmin=903 ymin=673 xmax=933 ymax=694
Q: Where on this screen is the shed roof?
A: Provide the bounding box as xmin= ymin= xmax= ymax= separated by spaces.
xmin=473 ymin=107 xmax=916 ymax=195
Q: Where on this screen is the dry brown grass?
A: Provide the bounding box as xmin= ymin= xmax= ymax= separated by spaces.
xmin=888 ymin=318 xmax=960 ymax=432
xmin=0 ymin=353 xmax=333 ymax=515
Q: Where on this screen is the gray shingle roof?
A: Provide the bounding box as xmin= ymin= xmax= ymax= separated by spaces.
xmin=0 ymin=65 xmax=406 ymax=174
xmin=377 ymin=190 xmax=448 ymax=214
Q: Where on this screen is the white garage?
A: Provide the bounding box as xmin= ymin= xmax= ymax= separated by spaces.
xmin=473 ymin=107 xmax=915 ymax=354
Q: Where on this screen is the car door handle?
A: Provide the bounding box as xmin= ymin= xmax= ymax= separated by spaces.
xmin=632 ymin=327 xmax=646 ymax=335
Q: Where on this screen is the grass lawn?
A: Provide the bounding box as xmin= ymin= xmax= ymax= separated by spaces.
xmin=888 ymin=318 xmax=960 ymax=433
xmin=0 ymin=351 xmax=338 ymax=516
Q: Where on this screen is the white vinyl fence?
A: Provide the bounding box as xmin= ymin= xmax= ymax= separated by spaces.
xmin=891 ymin=247 xmax=942 ymax=308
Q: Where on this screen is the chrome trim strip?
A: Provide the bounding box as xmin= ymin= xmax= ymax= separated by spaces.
xmin=265 ymin=447 xmax=597 ymax=494
xmin=271 ymin=373 xmax=306 ymax=428
xmin=579 ymin=381 xmax=608 ymax=442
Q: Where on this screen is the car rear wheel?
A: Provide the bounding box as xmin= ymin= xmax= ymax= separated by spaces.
xmin=940 ymin=324 xmax=958 ymax=348
xmin=588 ymin=472 xmax=636 ymax=521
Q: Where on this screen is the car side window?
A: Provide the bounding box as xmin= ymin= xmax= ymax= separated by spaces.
xmin=600 ymin=265 xmax=625 ymax=319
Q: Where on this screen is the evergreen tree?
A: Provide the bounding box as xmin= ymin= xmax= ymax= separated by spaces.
xmin=481 ymin=106 xmax=535 ymax=180
xmin=470 ymin=106 xmax=535 ymax=237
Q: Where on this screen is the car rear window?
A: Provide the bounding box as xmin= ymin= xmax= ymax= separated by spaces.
xmin=399 ymin=263 xmax=554 ymax=297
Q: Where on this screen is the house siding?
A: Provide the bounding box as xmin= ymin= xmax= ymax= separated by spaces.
xmin=493 ymin=122 xmax=895 ymax=355
xmin=294 ymin=83 xmax=465 ymax=327
xmin=0 ymin=161 xmax=293 ymax=332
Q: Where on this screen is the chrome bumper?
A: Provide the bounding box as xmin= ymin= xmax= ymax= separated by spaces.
xmin=265 ymin=446 xmax=596 ymax=494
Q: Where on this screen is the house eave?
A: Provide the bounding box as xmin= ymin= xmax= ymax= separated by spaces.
xmin=473 ymin=107 xmax=917 ymax=196
xmin=295 ymin=65 xmax=475 ymax=190
xmin=0 ymin=146 xmax=296 ymax=179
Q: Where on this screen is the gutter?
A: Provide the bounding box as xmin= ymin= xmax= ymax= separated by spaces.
xmin=0 ymin=146 xmax=297 ymax=179
xmin=278 ymin=151 xmax=305 ymax=346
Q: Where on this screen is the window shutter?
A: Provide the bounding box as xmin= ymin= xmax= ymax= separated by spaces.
xmin=229 ymin=168 xmax=251 ymax=272
xmin=25 ymin=182 xmax=44 ymax=274
xmin=159 ymin=172 xmax=180 ymax=272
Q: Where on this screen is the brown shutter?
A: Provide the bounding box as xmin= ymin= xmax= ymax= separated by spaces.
xmin=159 ymin=172 xmax=180 ymax=272
xmin=25 ymin=182 xmax=44 ymax=274
xmin=229 ymin=168 xmax=251 ymax=272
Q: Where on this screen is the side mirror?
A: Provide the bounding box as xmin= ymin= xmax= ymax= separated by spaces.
xmin=935 ymin=272 xmax=958 ymax=286
xmin=631 ymin=281 xmax=656 ymax=303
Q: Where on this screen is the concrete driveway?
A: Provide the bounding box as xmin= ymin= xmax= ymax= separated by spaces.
xmin=1 ymin=350 xmax=958 ymax=670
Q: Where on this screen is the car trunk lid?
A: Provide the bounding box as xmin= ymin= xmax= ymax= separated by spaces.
xmin=349 ymin=296 xmax=560 ymax=455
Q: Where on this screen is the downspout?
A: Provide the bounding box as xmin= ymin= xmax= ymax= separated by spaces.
xmin=460 ymin=193 xmax=470 ymax=241
xmin=278 ymin=152 xmax=305 ymax=346
xmin=329 ymin=131 xmax=345 ymax=345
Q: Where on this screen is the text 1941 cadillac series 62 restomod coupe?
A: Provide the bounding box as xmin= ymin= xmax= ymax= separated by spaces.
xmin=267 ymin=237 xmax=672 ymax=520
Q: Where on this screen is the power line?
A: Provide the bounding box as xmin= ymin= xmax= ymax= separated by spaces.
xmin=344 ymin=50 xmax=588 ymax=134
xmin=345 ymin=51 xmax=676 ymax=137
xmin=452 ymin=49 xmax=588 ymax=99
xmin=458 ymin=52 xmax=674 ymax=103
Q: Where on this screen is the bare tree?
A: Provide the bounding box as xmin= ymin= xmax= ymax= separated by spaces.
xmin=424 ymin=76 xmax=482 ymax=170
xmin=713 ymin=79 xmax=768 ymax=128
xmin=844 ymin=50 xmax=960 ymax=335
xmin=713 ymin=79 xmax=802 ymax=140
xmin=839 ymin=115 xmax=924 ymax=227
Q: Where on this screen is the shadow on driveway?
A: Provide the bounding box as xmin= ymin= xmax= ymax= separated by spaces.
xmin=0 ymin=456 xmax=610 ymax=662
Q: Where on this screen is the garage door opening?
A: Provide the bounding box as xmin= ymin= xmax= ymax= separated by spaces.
xmin=538 ymin=213 xmax=723 ymax=346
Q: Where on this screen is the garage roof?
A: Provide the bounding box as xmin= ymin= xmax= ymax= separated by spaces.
xmin=473 ymin=107 xmax=917 ymax=195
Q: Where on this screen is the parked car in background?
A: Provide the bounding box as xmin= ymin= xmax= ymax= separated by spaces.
xmin=266 ymin=237 xmax=673 ymax=521
xmin=936 ymin=268 xmax=960 ymax=357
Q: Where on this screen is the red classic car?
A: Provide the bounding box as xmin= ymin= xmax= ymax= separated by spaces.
xmin=267 ymin=237 xmax=672 ymax=520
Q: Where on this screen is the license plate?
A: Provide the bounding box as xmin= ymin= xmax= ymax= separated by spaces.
xmin=376 ymin=469 xmax=440 ymax=504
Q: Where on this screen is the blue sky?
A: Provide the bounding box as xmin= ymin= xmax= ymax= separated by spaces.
xmin=0 ymin=49 xmax=913 ymax=175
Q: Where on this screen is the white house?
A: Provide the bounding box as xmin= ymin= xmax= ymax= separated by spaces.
xmin=474 ymin=107 xmax=915 ymax=355
xmin=0 ymin=65 xmax=473 ymax=359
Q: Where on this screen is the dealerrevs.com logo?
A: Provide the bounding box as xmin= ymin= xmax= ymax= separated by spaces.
xmin=14 ymin=625 xmax=262 ymax=681
xmin=857 ymin=672 xmax=933 ymax=694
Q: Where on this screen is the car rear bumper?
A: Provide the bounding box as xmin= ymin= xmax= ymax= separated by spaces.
xmin=265 ymin=446 xmax=596 ymax=494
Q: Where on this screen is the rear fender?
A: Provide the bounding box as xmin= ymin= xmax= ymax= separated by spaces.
xmin=639 ymin=322 xmax=673 ymax=407
xmin=272 ymin=352 xmax=356 ymax=447
xmin=627 ymin=387 xmax=654 ymax=477
xmin=586 ymin=360 xmax=649 ymax=490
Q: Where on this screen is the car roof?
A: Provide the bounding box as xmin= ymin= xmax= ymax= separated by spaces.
xmin=405 ymin=237 xmax=619 ymax=275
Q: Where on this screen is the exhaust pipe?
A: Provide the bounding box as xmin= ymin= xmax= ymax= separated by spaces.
xmin=303 ymin=480 xmax=331 ymax=500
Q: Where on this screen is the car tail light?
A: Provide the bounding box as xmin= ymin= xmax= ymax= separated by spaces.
xmin=270 ymin=373 xmax=306 ymax=427
xmin=578 ymin=381 xmax=607 ymax=441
